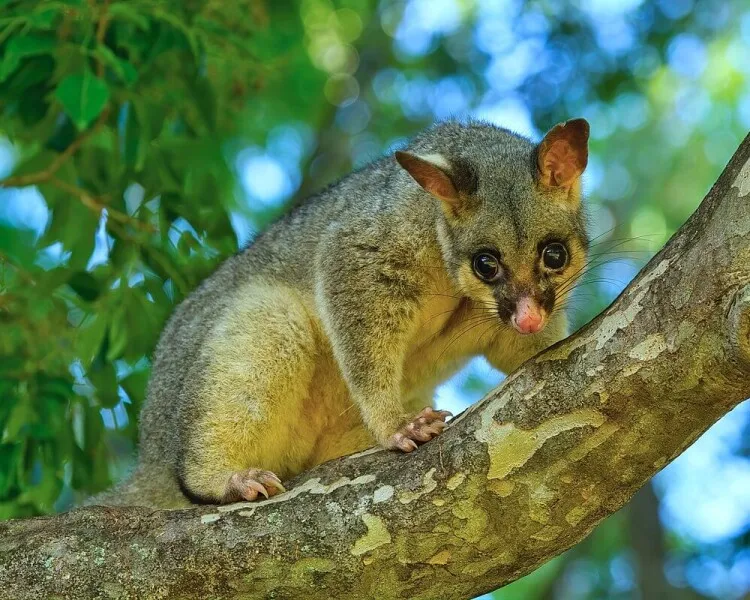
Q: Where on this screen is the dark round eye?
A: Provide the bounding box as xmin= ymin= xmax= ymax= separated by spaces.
xmin=542 ymin=243 xmax=568 ymax=270
xmin=472 ymin=252 xmax=501 ymax=282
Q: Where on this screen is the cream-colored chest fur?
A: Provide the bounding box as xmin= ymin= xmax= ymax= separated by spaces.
xmin=402 ymin=294 xmax=479 ymax=402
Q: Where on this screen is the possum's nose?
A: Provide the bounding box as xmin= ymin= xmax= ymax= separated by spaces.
xmin=511 ymin=296 xmax=546 ymax=334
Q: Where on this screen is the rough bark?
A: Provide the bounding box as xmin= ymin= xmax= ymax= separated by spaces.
xmin=2 ymin=134 xmax=750 ymax=600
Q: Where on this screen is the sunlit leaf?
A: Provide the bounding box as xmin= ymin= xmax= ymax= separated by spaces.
xmin=105 ymin=303 xmax=128 ymax=361
xmin=54 ymin=71 xmax=110 ymax=130
xmin=75 ymin=313 xmax=108 ymax=367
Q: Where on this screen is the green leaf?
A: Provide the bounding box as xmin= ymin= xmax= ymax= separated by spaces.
xmin=2 ymin=400 xmax=35 ymax=444
xmin=88 ymin=363 xmax=119 ymax=408
xmin=92 ymin=45 xmax=138 ymax=86
xmin=151 ymin=9 xmax=200 ymax=57
xmin=35 ymin=267 xmax=74 ymax=294
xmin=125 ymin=97 xmax=152 ymax=171
xmin=40 ymin=186 xmax=99 ymax=270
xmin=119 ymin=289 xmax=164 ymax=360
xmin=10 ymin=150 xmax=60 ymax=188
xmin=30 ymin=396 xmax=66 ymax=440
xmin=28 ymin=5 xmax=62 ymax=29
xmin=38 ymin=377 xmax=73 ymax=402
xmin=118 ymin=61 xmax=138 ymax=87
xmin=0 ymin=224 xmax=37 ymax=267
xmin=31 ymin=472 xmax=63 ymax=512
xmin=75 ymin=313 xmax=108 ymax=367
xmin=54 ymin=71 xmax=110 ymax=130
xmin=0 ymin=446 xmax=20 ymax=497
xmin=108 ymin=3 xmax=150 ymax=30
xmin=105 ymin=303 xmax=128 ymax=361
xmin=68 ymin=271 xmax=101 ymax=302
xmin=0 ymin=35 xmax=56 ymax=82
xmin=120 ymin=368 xmax=149 ymax=407
xmin=189 ymin=77 xmax=217 ymax=130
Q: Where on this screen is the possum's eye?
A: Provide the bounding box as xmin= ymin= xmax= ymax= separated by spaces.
xmin=542 ymin=243 xmax=568 ymax=270
xmin=472 ymin=252 xmax=502 ymax=282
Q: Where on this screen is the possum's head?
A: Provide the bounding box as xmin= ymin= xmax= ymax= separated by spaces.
xmin=396 ymin=118 xmax=589 ymax=335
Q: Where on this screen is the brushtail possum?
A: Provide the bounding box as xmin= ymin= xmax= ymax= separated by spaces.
xmin=92 ymin=118 xmax=590 ymax=508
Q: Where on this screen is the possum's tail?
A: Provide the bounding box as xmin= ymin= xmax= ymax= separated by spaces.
xmin=82 ymin=463 xmax=192 ymax=510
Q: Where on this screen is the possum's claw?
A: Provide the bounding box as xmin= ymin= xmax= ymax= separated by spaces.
xmin=225 ymin=469 xmax=286 ymax=502
xmin=387 ymin=407 xmax=452 ymax=453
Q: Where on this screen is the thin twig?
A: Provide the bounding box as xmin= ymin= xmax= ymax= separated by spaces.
xmin=49 ymin=178 xmax=154 ymax=233
xmin=94 ymin=0 xmax=112 ymax=78
xmin=0 ymin=108 xmax=110 ymax=188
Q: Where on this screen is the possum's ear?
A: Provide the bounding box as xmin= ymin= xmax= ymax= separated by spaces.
xmin=537 ymin=118 xmax=589 ymax=190
xmin=395 ymin=151 xmax=461 ymax=210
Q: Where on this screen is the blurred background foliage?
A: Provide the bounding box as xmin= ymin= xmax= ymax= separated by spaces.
xmin=0 ymin=0 xmax=749 ymax=598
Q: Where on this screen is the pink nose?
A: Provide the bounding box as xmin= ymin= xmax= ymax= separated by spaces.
xmin=512 ymin=296 xmax=545 ymax=334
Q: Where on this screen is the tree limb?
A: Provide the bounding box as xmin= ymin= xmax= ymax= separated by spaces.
xmin=0 ymin=108 xmax=110 ymax=189
xmin=2 ymin=134 xmax=750 ymax=600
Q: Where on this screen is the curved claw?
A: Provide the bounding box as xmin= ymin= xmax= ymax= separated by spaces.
xmin=244 ymin=479 xmax=269 ymax=500
xmin=226 ymin=469 xmax=286 ymax=503
xmin=257 ymin=471 xmax=286 ymax=496
xmin=388 ymin=406 xmax=452 ymax=453
xmin=421 ymin=407 xmax=453 ymax=422
xmin=399 ymin=438 xmax=418 ymax=452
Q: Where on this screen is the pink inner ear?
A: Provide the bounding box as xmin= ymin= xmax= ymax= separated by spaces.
xmin=543 ymin=139 xmax=580 ymax=187
xmin=420 ymin=168 xmax=458 ymax=201
xmin=398 ymin=153 xmax=458 ymax=202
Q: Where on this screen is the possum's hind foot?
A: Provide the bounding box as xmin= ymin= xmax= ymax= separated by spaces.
xmin=225 ymin=469 xmax=286 ymax=502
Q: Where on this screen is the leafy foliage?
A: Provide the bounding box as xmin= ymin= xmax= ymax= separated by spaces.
xmin=0 ymin=0 xmax=311 ymax=517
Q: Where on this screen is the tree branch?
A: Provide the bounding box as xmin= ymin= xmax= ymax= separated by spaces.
xmin=48 ymin=177 xmax=154 ymax=232
xmin=0 ymin=108 xmax=110 ymax=189
xmin=2 ymin=134 xmax=750 ymax=600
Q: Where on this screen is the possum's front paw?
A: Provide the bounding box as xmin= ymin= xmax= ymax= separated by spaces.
xmin=387 ymin=407 xmax=453 ymax=453
xmin=224 ymin=469 xmax=286 ymax=502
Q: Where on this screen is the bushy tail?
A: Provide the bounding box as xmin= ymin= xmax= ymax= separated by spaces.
xmin=83 ymin=464 xmax=192 ymax=510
